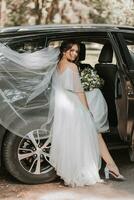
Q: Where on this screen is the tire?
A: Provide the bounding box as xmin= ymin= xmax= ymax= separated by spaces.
xmin=2 ymin=130 xmax=57 ymax=184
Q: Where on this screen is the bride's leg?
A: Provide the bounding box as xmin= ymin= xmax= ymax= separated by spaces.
xmin=98 ymin=133 xmax=119 ymax=175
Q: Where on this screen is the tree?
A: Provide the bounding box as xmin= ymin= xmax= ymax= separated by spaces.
xmin=0 ymin=0 xmax=7 ymax=27
xmin=5 ymin=0 xmax=29 ymax=26
xmin=0 ymin=0 xmax=134 ymax=27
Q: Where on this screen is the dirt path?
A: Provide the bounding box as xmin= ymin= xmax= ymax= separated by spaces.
xmin=0 ymin=149 xmax=134 ymax=200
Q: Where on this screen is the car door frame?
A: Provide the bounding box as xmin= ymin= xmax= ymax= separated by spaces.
xmin=108 ymin=31 xmax=134 ymax=143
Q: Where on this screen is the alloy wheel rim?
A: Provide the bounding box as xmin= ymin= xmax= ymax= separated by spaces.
xmin=18 ymin=129 xmax=53 ymax=174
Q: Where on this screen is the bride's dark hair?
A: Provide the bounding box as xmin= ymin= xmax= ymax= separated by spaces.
xmin=59 ymin=40 xmax=80 ymax=62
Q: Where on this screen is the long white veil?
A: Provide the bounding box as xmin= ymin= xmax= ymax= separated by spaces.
xmin=0 ymin=43 xmax=60 ymax=138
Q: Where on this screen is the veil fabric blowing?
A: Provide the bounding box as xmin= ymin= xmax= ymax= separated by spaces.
xmin=0 ymin=42 xmax=60 ymax=138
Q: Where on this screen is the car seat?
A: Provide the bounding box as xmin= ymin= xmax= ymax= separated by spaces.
xmin=95 ymin=42 xmax=118 ymax=127
xmin=78 ymin=43 xmax=93 ymax=72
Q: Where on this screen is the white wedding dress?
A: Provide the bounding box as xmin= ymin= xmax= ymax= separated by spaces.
xmin=86 ymin=88 xmax=109 ymax=133
xmin=49 ymin=66 xmax=102 ymax=187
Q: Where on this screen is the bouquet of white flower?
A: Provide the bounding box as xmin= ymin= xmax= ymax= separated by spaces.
xmin=80 ymin=67 xmax=104 ymax=91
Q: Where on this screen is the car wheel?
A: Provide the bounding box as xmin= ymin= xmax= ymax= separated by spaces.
xmin=3 ymin=129 xmax=57 ymax=184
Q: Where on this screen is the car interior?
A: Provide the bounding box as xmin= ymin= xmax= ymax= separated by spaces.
xmin=94 ymin=42 xmax=118 ymax=127
xmin=78 ymin=41 xmax=118 ymax=129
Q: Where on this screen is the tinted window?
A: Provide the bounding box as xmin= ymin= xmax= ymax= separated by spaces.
xmin=122 ymin=33 xmax=134 ymax=69
xmin=1 ymin=35 xmax=47 ymax=53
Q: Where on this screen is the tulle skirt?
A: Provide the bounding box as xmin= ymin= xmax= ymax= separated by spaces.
xmin=50 ymin=88 xmax=102 ymax=187
xmin=86 ymin=88 xmax=109 ymax=133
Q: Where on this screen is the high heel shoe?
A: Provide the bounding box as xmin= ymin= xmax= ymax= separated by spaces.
xmin=104 ymin=165 xmax=126 ymax=181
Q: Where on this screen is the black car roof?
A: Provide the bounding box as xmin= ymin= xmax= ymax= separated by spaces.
xmin=0 ymin=24 xmax=134 ymax=35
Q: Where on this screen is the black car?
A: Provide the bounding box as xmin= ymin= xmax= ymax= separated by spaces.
xmin=0 ymin=24 xmax=134 ymax=184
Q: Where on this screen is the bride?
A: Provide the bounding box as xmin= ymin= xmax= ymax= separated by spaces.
xmin=49 ymin=40 xmax=125 ymax=186
xmin=0 ymin=40 xmax=124 ymax=187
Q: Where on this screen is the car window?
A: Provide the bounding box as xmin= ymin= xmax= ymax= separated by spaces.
xmin=0 ymin=35 xmax=48 ymax=108
xmin=127 ymin=44 xmax=134 ymax=53
xmin=122 ymin=33 xmax=134 ymax=68
xmin=82 ymin=42 xmax=116 ymax=67
xmin=123 ymin=33 xmax=134 ymax=53
xmin=1 ymin=35 xmax=47 ymax=53
xmin=81 ymin=42 xmax=103 ymax=67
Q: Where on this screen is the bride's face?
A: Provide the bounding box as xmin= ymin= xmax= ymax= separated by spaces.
xmin=64 ymin=44 xmax=79 ymax=62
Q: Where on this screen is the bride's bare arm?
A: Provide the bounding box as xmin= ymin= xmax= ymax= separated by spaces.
xmin=77 ymin=92 xmax=89 ymax=110
xmin=70 ymin=64 xmax=89 ymax=110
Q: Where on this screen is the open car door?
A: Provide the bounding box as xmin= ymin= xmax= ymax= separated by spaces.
xmin=108 ymin=32 xmax=134 ymax=142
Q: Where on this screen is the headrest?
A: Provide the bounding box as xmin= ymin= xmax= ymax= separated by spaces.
xmin=98 ymin=42 xmax=113 ymax=63
xmin=79 ymin=43 xmax=86 ymax=61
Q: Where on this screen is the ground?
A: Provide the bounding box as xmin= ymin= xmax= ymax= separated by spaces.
xmin=0 ymin=149 xmax=134 ymax=200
